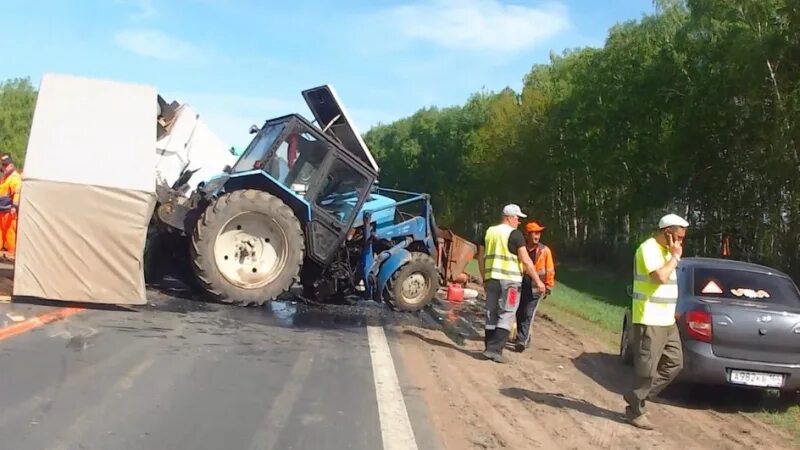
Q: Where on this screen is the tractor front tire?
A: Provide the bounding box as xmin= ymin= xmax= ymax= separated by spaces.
xmin=385 ymin=252 xmax=439 ymax=312
xmin=190 ymin=189 xmax=304 ymax=306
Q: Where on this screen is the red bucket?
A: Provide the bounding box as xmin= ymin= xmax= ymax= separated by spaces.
xmin=447 ymin=283 xmax=464 ymax=302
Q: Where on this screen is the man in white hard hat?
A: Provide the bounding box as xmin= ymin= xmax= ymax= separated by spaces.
xmin=481 ymin=204 xmax=545 ymax=363
xmin=623 ymin=213 xmax=689 ymax=430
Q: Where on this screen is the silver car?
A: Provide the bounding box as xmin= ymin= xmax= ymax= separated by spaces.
xmin=620 ymin=257 xmax=800 ymax=397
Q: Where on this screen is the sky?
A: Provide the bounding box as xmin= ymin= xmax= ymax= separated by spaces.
xmin=1 ymin=0 xmax=655 ymax=149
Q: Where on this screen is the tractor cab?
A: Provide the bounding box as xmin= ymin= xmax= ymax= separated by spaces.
xmin=224 ymin=84 xmax=390 ymax=268
xmin=229 ymin=111 xmax=378 ymax=265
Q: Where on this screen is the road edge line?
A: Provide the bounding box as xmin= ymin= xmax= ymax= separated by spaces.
xmin=0 ymin=307 xmax=83 ymax=341
xmin=367 ymin=324 xmax=419 ymax=450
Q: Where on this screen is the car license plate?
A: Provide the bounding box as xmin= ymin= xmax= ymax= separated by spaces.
xmin=729 ymin=370 xmax=784 ymax=388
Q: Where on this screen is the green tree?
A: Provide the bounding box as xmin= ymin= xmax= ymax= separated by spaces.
xmin=0 ymin=77 xmax=37 ymax=167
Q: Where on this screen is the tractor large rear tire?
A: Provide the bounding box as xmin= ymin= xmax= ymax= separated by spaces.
xmin=385 ymin=252 xmax=439 ymax=312
xmin=190 ymin=189 xmax=304 ymax=306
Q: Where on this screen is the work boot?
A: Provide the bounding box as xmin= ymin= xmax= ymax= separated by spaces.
xmin=484 ymin=329 xmax=496 ymax=350
xmin=491 ymin=353 xmax=508 ymax=364
xmin=625 ymin=407 xmax=654 ymax=430
xmin=486 ymin=329 xmax=511 ymax=363
xmin=623 ymin=392 xmax=646 ymax=413
xmin=488 ymin=328 xmax=510 ymax=350
xmin=481 ymin=350 xmax=508 ymax=364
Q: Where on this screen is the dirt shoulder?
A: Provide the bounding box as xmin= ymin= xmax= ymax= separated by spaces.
xmin=395 ymin=311 xmax=796 ymax=450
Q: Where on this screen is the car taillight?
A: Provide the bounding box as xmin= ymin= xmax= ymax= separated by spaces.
xmin=686 ymin=310 xmax=713 ymax=343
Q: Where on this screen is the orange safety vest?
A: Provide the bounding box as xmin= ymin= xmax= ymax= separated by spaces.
xmin=528 ymin=243 xmax=556 ymax=288
xmin=0 ymin=171 xmax=22 ymax=206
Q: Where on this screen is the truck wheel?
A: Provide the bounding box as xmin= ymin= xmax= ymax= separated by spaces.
xmin=143 ymin=229 xmax=167 ymax=284
xmin=619 ymin=317 xmax=634 ymax=365
xmin=191 ymin=189 xmax=304 ymax=306
xmin=385 ymin=252 xmax=439 ymax=312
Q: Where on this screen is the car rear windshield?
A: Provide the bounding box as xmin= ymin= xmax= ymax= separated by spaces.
xmin=693 ymin=267 xmax=800 ymax=307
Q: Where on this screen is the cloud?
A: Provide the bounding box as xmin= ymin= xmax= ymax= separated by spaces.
xmin=379 ymin=0 xmax=570 ymax=53
xmin=113 ymin=29 xmax=204 ymax=63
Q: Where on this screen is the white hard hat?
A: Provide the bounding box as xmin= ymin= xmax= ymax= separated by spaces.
xmin=502 ymin=204 xmax=527 ymax=218
xmin=658 ymin=213 xmax=689 ymax=229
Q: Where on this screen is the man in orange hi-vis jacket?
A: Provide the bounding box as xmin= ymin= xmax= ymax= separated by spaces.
xmin=513 ymin=220 xmax=556 ymax=352
xmin=0 ymin=155 xmax=22 ymax=260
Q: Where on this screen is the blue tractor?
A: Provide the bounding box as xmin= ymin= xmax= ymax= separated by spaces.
xmin=148 ymin=85 xmax=442 ymax=311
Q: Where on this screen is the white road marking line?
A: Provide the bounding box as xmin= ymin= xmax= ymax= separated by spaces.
xmin=367 ymin=325 xmax=419 ymax=450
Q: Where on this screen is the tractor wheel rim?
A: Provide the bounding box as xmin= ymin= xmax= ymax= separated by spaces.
xmin=214 ymin=211 xmax=288 ymax=289
xmin=401 ymin=272 xmax=428 ymax=305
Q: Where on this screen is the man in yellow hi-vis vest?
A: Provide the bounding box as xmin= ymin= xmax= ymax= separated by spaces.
xmin=481 ymin=204 xmax=545 ymax=363
xmin=624 ymin=213 xmax=688 ymax=430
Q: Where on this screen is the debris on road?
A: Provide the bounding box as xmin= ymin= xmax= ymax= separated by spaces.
xmin=5 ymin=312 xmax=24 ymax=322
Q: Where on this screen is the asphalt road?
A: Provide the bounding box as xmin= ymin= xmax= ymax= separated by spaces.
xmin=0 ymin=290 xmax=442 ymax=450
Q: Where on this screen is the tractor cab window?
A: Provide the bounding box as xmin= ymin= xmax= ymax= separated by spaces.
xmin=233 ymin=123 xmax=284 ymax=173
xmin=315 ymin=158 xmax=370 ymax=225
xmin=272 ymin=132 xmax=327 ymax=197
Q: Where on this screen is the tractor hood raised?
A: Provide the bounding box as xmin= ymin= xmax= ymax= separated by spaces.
xmin=301 ymin=85 xmax=380 ymax=173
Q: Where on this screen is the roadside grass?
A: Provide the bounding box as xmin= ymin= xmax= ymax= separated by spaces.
xmin=538 ymin=264 xmax=628 ymax=342
xmin=464 ymin=260 xmax=626 ymax=346
xmin=754 ymin=401 xmax=800 ymax=441
xmin=464 ymin=259 xmax=800 ymax=441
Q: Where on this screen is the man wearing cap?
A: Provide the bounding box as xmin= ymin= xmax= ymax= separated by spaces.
xmin=513 ymin=220 xmax=555 ymax=352
xmin=623 ymin=213 xmax=688 ymax=430
xmin=0 ymin=155 xmax=22 ymax=259
xmin=481 ymin=204 xmax=545 ymax=363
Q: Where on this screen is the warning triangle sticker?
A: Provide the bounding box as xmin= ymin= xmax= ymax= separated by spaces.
xmin=701 ymin=280 xmax=723 ymax=294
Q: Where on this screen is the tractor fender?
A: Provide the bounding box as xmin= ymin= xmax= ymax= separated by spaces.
xmin=376 ymin=248 xmax=412 ymax=295
xmin=223 ymin=170 xmax=312 ymax=222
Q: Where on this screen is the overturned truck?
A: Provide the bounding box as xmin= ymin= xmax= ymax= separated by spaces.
xmin=14 ymin=73 xmax=476 ymax=311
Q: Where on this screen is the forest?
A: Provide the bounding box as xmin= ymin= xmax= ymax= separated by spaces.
xmin=363 ymin=0 xmax=800 ymax=278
